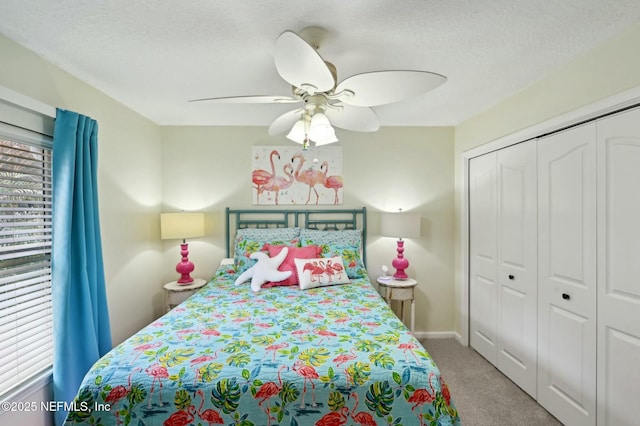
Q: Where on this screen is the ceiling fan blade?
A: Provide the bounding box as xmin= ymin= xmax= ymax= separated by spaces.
xmin=274 ymin=30 xmax=335 ymax=94
xmin=335 ymin=71 xmax=446 ymax=107
xmin=268 ymin=108 xmax=304 ymax=136
xmin=325 ymin=105 xmax=379 ymax=132
xmin=188 ymin=95 xmax=301 ymax=104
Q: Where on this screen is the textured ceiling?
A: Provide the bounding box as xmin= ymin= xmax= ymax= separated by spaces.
xmin=2 ymin=1 xmax=640 ymax=127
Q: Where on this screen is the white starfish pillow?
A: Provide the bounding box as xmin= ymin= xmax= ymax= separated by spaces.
xmin=234 ymin=246 xmax=292 ymax=292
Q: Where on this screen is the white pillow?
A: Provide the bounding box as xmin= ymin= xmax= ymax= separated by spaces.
xmin=294 ymin=256 xmax=351 ymax=290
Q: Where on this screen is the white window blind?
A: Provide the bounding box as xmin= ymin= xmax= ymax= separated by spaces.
xmin=0 ymin=133 xmax=53 ymax=397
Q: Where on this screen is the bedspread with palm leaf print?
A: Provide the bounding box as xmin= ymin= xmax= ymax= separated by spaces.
xmin=64 ymin=265 xmax=460 ymax=426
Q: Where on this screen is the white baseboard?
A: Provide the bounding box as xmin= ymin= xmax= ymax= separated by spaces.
xmin=413 ymin=331 xmax=463 ymax=341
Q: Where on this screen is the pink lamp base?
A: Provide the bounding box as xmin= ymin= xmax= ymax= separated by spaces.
xmin=176 ymin=242 xmax=195 ymax=285
xmin=391 ymin=239 xmax=410 ymax=280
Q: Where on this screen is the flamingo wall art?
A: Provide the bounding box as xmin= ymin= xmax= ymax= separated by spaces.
xmin=252 ymin=146 xmax=343 ymax=205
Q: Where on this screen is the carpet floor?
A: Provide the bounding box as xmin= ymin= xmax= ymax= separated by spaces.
xmin=421 ymin=338 xmax=563 ymax=426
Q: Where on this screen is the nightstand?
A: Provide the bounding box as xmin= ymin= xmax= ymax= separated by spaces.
xmin=376 ymin=276 xmax=418 ymax=332
xmin=164 ymin=278 xmax=207 ymax=312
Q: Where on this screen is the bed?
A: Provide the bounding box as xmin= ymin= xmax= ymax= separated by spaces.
xmin=64 ymin=207 xmax=460 ymax=425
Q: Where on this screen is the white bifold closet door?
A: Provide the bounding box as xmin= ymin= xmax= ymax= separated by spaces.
xmin=469 ymin=152 xmax=499 ymax=365
xmin=596 ymin=108 xmax=640 ymax=426
xmin=537 ymin=122 xmax=597 ymax=426
xmin=469 ymin=140 xmax=538 ymax=397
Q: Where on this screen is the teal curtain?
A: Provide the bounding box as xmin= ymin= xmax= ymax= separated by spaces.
xmin=52 ymin=109 xmax=112 ymax=425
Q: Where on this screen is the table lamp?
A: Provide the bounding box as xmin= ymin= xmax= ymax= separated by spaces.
xmin=381 ymin=211 xmax=420 ymax=279
xmin=161 ymin=212 xmax=205 ymax=284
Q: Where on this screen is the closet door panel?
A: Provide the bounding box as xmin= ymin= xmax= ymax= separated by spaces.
xmin=601 ymin=330 xmax=640 ymax=426
xmin=546 ymin=305 xmax=590 ymax=399
xmin=597 ymin=108 xmax=640 ymax=426
xmin=496 ymin=141 xmax=537 ymax=397
xmin=469 ymin=152 xmax=498 ymax=365
xmin=538 ymin=123 xmax=597 ymax=426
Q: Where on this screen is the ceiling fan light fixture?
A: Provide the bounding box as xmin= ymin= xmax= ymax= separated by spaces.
xmin=309 ymin=112 xmax=334 ymax=141
xmin=286 ymin=118 xmax=306 ymax=143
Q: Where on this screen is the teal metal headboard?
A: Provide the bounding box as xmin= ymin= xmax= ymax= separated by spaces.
xmin=226 ymin=207 xmax=367 ymax=265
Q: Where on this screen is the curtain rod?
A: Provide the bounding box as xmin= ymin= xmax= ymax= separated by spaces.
xmin=0 ymin=85 xmax=56 ymax=118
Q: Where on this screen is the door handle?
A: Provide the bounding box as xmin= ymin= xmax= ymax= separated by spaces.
xmin=562 ymin=293 xmax=571 ymax=301
xmin=508 ymin=274 xmax=514 ymax=280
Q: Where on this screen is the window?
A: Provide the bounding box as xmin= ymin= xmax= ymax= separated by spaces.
xmin=0 ymin=132 xmax=53 ymax=397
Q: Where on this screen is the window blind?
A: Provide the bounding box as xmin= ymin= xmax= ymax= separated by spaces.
xmin=0 ymin=136 xmax=53 ymax=397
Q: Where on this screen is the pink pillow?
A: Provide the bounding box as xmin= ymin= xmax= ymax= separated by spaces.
xmin=264 ymin=245 xmax=321 ymax=287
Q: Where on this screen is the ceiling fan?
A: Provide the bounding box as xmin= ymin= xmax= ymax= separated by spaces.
xmin=189 ymin=26 xmax=446 ymax=147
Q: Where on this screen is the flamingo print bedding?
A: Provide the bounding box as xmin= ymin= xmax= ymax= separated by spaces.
xmin=64 ymin=265 xmax=460 ymax=425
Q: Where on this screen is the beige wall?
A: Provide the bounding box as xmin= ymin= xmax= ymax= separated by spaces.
xmin=160 ymin=126 xmax=456 ymax=333
xmin=0 ymin=34 xmax=165 ymax=342
xmin=453 ymin=19 xmax=640 ymax=335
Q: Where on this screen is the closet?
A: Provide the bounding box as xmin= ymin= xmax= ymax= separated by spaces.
xmin=469 ymin=106 xmax=640 ymax=426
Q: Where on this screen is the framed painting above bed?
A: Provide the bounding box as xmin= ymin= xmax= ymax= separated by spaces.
xmin=252 ymin=146 xmax=343 ymax=206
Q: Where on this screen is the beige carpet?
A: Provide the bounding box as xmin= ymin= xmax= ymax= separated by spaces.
xmin=421 ymin=338 xmax=563 ymax=426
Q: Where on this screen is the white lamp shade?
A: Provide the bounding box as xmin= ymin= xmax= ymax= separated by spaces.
xmin=381 ymin=212 xmax=420 ymax=239
xmin=309 ymin=112 xmax=333 ymax=141
xmin=286 ymin=119 xmax=306 ymax=143
xmin=161 ymin=212 xmax=205 ymax=240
